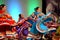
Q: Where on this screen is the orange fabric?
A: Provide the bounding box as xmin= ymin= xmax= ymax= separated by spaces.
xmin=0 ymin=10 xmax=15 ymax=24
xmin=0 ymin=18 xmax=15 ymax=25
xmin=7 ymin=20 xmax=15 ymax=24
xmin=5 ymin=14 xmax=12 ymax=19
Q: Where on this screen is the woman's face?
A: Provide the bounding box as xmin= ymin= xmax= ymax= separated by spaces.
xmin=37 ymin=8 xmax=41 ymax=12
xmin=2 ymin=6 xmax=7 ymax=11
xmin=21 ymin=14 xmax=24 ymax=18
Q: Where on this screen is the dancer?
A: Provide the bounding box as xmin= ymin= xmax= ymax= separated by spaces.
xmin=16 ymin=14 xmax=32 ymax=40
xmin=27 ymin=7 xmax=44 ymax=40
xmin=0 ymin=4 xmax=12 ymax=19
xmin=36 ymin=10 xmax=58 ymax=40
xmin=31 ymin=7 xmax=44 ymax=19
xmin=0 ymin=4 xmax=16 ymax=25
xmin=0 ymin=4 xmax=16 ymax=40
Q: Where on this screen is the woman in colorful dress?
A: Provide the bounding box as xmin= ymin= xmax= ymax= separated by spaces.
xmin=36 ymin=11 xmax=58 ymax=40
xmin=27 ymin=7 xmax=45 ymax=40
xmin=16 ymin=14 xmax=31 ymax=40
xmin=0 ymin=4 xmax=15 ymax=40
xmin=0 ymin=4 xmax=12 ymax=19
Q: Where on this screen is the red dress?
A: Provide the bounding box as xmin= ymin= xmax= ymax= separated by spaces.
xmin=0 ymin=10 xmax=4 ymax=14
xmin=0 ymin=10 xmax=15 ymax=31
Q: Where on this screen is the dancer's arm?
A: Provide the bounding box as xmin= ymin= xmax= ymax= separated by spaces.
xmin=18 ymin=19 xmax=25 ymax=25
xmin=38 ymin=12 xmax=45 ymax=16
xmin=25 ymin=21 xmax=32 ymax=27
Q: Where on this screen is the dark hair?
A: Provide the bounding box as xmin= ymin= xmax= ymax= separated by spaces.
xmin=0 ymin=4 xmax=5 ymax=10
xmin=34 ymin=7 xmax=40 ymax=11
xmin=19 ymin=14 xmax=21 ymax=18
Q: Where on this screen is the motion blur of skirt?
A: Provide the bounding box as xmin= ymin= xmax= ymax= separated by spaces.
xmin=30 ymin=22 xmax=39 ymax=35
xmin=27 ymin=38 xmax=33 ymax=40
xmin=49 ymin=30 xmax=56 ymax=35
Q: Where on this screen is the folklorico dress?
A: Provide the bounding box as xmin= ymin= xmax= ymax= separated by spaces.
xmin=30 ymin=12 xmax=41 ymax=35
xmin=17 ymin=18 xmax=31 ymax=40
xmin=27 ymin=12 xmax=41 ymax=40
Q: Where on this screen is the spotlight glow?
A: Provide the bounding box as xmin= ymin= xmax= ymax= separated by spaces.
xmin=7 ymin=0 xmax=22 ymax=22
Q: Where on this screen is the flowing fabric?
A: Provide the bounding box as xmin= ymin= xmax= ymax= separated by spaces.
xmin=30 ymin=22 xmax=39 ymax=34
xmin=30 ymin=12 xmax=40 ymax=34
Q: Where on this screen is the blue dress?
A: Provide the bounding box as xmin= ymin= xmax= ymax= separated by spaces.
xmin=27 ymin=12 xmax=39 ymax=25
xmin=30 ymin=12 xmax=40 ymax=34
xmin=27 ymin=12 xmax=53 ymax=40
xmin=27 ymin=12 xmax=40 ymax=40
xmin=38 ymin=12 xmax=53 ymax=34
xmin=39 ymin=18 xmax=52 ymax=34
xmin=30 ymin=12 xmax=52 ymax=34
xmin=30 ymin=22 xmax=39 ymax=34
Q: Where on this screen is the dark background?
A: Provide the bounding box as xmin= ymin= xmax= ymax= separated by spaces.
xmin=42 ymin=0 xmax=60 ymax=16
